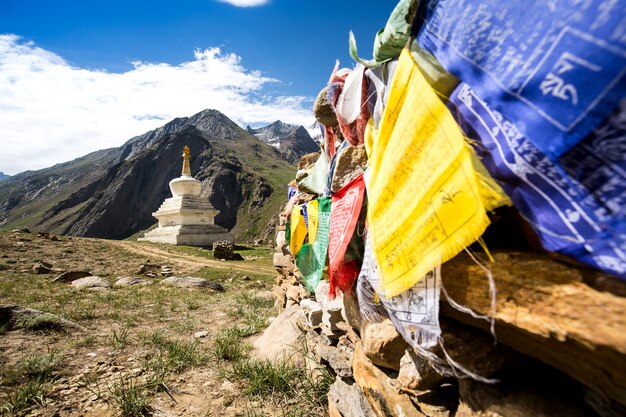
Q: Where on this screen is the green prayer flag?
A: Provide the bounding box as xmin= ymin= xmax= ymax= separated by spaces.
xmin=297 ymin=197 xmax=331 ymax=292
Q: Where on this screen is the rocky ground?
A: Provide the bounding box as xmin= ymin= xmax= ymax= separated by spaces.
xmin=0 ymin=230 xmax=326 ymax=416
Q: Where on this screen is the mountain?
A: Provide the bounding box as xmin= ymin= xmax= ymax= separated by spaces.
xmin=0 ymin=172 xmax=10 ymax=181
xmin=0 ymin=109 xmax=296 ymax=243
xmin=246 ymin=121 xmax=319 ymax=163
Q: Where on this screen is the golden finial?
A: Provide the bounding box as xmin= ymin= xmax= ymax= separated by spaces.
xmin=182 ymin=146 xmax=192 ymax=177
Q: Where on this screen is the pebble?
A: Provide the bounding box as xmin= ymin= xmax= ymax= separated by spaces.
xmin=194 ymin=331 xmax=209 ymax=338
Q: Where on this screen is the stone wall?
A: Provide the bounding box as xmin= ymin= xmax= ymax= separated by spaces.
xmin=263 ymin=219 xmax=626 ymax=417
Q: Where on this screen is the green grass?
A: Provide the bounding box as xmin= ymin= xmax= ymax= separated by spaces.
xmin=230 ymin=358 xmax=333 ymax=413
xmin=111 ymin=326 xmax=131 ymax=349
xmin=0 ymin=350 xmax=63 ymax=415
xmin=163 ymin=339 xmax=204 ymax=373
xmin=237 ymin=292 xmax=274 ymax=310
xmin=18 ymin=350 xmax=63 ymax=381
xmin=109 ymin=376 xmax=151 ymax=417
xmin=211 ymin=328 xmax=249 ymax=362
xmin=17 ymin=313 xmax=63 ymax=332
xmin=0 ymin=378 xmax=49 ymax=415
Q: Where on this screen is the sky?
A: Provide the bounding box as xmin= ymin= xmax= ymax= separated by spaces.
xmin=0 ymin=0 xmax=398 ymax=175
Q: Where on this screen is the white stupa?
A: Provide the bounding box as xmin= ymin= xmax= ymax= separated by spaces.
xmin=139 ymin=146 xmax=233 ymax=246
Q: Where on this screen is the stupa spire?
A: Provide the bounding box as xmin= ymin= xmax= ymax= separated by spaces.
xmin=182 ymin=146 xmax=192 ymax=177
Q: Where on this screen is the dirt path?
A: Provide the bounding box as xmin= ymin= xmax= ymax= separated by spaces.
xmin=108 ymin=240 xmax=277 ymax=275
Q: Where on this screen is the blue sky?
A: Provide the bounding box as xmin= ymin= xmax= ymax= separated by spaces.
xmin=0 ymin=0 xmax=399 ymax=174
xmin=2 ymin=0 xmax=394 ymax=97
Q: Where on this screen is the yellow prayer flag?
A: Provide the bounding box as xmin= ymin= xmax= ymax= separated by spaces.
xmin=307 ymin=200 xmax=319 ymax=243
xmin=289 ymin=206 xmax=308 ymax=256
xmin=368 ymin=48 xmax=491 ymax=297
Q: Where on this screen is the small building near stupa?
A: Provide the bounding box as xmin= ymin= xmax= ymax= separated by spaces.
xmin=139 ymin=146 xmax=233 ymax=246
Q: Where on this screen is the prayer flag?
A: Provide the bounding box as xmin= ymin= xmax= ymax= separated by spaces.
xmin=416 ymin=0 xmax=626 ymax=159
xmin=328 ymin=174 xmax=366 ymax=296
xmin=367 ymin=48 xmax=491 ymax=297
xmin=297 ymin=197 xmax=331 ymax=292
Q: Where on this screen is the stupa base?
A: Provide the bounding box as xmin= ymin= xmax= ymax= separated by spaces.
xmin=139 ymin=225 xmax=233 ymax=247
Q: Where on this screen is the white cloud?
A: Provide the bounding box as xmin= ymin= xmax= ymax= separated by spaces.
xmin=216 ymin=0 xmax=270 ymax=7
xmin=0 ymin=34 xmax=313 ymax=175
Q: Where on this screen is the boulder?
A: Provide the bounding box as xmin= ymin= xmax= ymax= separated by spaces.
xmin=53 ymin=270 xmax=91 ymax=283
xmin=71 ymin=276 xmax=110 ymax=290
xmin=331 ymin=145 xmax=368 ymax=193
xmin=0 ymin=304 xmax=84 ymax=332
xmin=328 ymin=377 xmax=377 ymax=417
xmin=161 ymin=277 xmax=224 ymax=292
xmin=114 ymin=277 xmax=152 ymax=287
xmin=251 ymin=304 xmax=305 ymax=363
xmin=352 ymin=342 xmax=425 ymax=417
xmin=212 ymin=240 xmax=234 ymax=260
xmin=361 ymin=318 xmax=409 ymax=371
xmin=441 ymin=251 xmax=626 ymax=406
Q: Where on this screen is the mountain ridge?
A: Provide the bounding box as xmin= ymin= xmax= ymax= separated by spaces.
xmin=0 ymin=109 xmax=305 ymax=243
xmin=247 ymin=120 xmax=319 ymax=163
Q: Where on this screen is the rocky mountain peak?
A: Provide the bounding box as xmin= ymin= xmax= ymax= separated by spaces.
xmin=247 ymin=120 xmax=319 ymax=163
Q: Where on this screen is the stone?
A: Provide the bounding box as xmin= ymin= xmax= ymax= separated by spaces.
xmin=314 ymin=86 xmax=338 ymax=127
xmin=255 ymin=290 xmax=275 ymax=303
xmin=361 ymin=318 xmax=408 ymax=371
xmin=441 ymin=251 xmax=626 ymax=407
xmin=273 ymin=252 xmax=293 ymax=268
xmin=297 ymin=151 xmax=321 ymax=171
xmin=272 ymin=286 xmax=287 ymax=308
xmin=328 ymin=377 xmax=377 ymax=417
xmin=194 ymin=331 xmax=209 ymax=338
xmin=315 ymin=281 xmax=344 ymax=331
xmin=114 ymin=277 xmax=152 ymax=287
xmin=285 ymin=284 xmax=304 ymax=302
xmin=335 ymin=322 xmax=361 ymax=345
xmin=139 ymin=147 xmax=233 ymax=246
xmin=161 ymin=277 xmax=224 ymax=292
xmin=299 ymin=299 xmax=323 ymax=328
xmin=71 ymin=276 xmax=111 ymax=290
xmin=32 ymin=261 xmax=52 ymax=274
xmin=0 ymin=304 xmax=84 ymax=332
xmin=53 ymin=270 xmax=91 ymax=283
xmin=331 ymin=145 xmax=368 ymax=193
xmin=251 ymin=305 xmax=305 ymax=363
xmin=341 ymin=290 xmax=362 ymax=331
xmin=352 ymin=342 xmax=425 ymax=417
xmin=396 ymin=349 xmax=448 ymax=392
xmin=307 ymin=330 xmax=352 ymax=378
xmin=212 ymin=240 xmax=234 ymax=260
xmin=275 ymin=231 xmax=286 ymax=251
